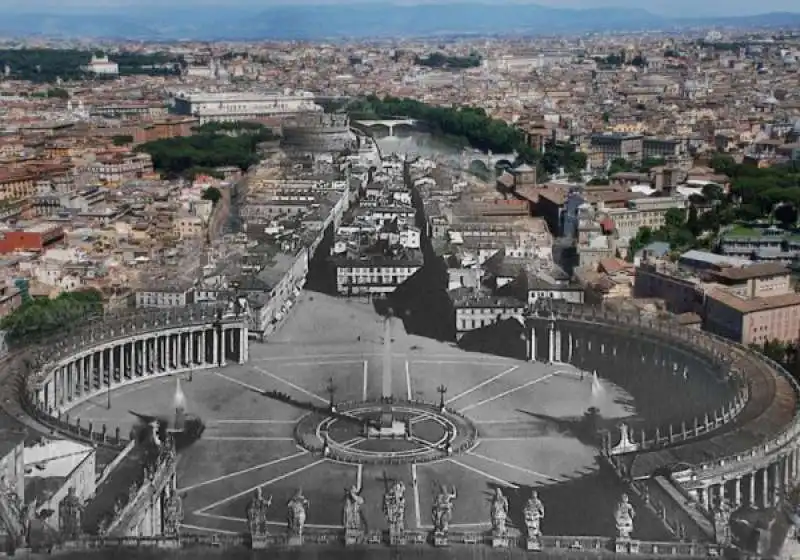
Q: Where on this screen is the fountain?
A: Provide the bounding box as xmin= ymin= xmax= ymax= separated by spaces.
xmin=173 ymin=378 xmax=187 ymax=432
xmin=590 ymin=370 xmax=605 ymax=403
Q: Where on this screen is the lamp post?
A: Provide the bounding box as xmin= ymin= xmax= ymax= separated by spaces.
xmin=327 ymin=377 xmax=337 ymax=413
xmin=437 ymin=384 xmax=447 ymax=413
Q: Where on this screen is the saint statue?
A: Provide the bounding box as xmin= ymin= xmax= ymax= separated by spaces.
xmin=287 ymin=488 xmax=309 ymax=537
xmin=59 ymin=487 xmax=83 ymax=540
xmin=343 ymin=485 xmax=365 ymax=533
xmin=491 ymin=488 xmax=509 ymax=535
xmin=712 ymin=497 xmax=732 ymax=546
xmin=523 ymin=491 xmax=545 ymax=538
xmin=432 ymin=485 xmax=457 ymax=534
xmin=163 ymin=490 xmax=184 ymax=537
xmin=615 ymin=493 xmax=635 ymax=539
xmin=246 ymin=488 xmax=272 ymax=538
xmin=383 ymin=480 xmax=406 ymax=534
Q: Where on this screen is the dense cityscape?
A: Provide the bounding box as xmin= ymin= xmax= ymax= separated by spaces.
xmin=0 ymin=12 xmax=799 ymax=560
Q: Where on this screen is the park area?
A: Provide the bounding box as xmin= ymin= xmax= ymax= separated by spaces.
xmin=66 ymin=293 xmax=668 ymax=540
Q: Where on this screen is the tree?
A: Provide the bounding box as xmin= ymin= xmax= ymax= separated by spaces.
xmin=46 ymin=87 xmax=69 ymax=99
xmin=202 ymin=186 xmax=222 ymax=205
xmin=775 ymin=203 xmax=798 ymax=228
xmin=710 ymin=153 xmax=736 ymax=177
xmin=0 ymin=289 xmax=103 ymax=345
xmin=664 ymin=207 xmax=687 ymax=230
xmin=687 ymin=205 xmax=700 ymax=236
xmin=112 ymin=134 xmax=133 ymax=146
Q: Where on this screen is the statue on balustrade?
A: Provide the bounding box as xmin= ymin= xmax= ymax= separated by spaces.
xmin=491 ymin=488 xmax=510 ymax=536
xmin=712 ymin=497 xmax=732 ymax=546
xmin=287 ymin=488 xmax=309 ymax=538
xmin=59 ymin=487 xmax=83 ymax=540
xmin=432 ymin=484 xmax=457 ymax=535
xmin=163 ymin=490 xmax=184 ymax=538
xmin=383 ymin=480 xmax=407 ymax=538
xmin=615 ymin=493 xmax=635 ymax=539
xmin=524 ymin=491 xmax=545 ymax=540
xmin=246 ymin=488 xmax=271 ymax=547
xmin=342 ymin=484 xmax=365 ymax=543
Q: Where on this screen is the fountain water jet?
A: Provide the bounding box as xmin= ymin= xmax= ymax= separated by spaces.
xmin=590 ymin=370 xmax=605 ymax=403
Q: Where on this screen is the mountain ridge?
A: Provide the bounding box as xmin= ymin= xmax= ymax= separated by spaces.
xmin=0 ymin=3 xmax=798 ymax=40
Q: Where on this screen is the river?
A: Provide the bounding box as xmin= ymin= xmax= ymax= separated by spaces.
xmin=372 ymin=130 xmax=463 ymax=160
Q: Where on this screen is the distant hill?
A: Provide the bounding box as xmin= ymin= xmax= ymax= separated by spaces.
xmin=1 ymin=4 xmax=799 ymax=40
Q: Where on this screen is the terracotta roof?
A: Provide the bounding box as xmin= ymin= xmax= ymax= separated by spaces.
xmin=708 ymin=289 xmax=800 ymax=314
xmin=712 ymin=262 xmax=788 ymax=281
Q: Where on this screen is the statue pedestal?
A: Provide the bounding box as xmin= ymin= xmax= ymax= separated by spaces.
xmin=615 ymin=537 xmax=639 ymax=554
xmin=492 ymin=532 xmax=509 ymax=549
xmin=389 ymin=528 xmax=406 ymax=546
xmin=526 ymin=536 xmax=542 ymax=551
xmin=250 ymin=535 xmax=268 ymax=550
xmin=288 ymin=535 xmax=303 ymax=547
xmin=345 ymin=529 xmax=363 ymax=545
xmin=433 ymin=531 xmax=449 ymax=547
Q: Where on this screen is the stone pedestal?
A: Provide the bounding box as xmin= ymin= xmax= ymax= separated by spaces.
xmin=288 ymin=535 xmax=303 ymax=547
xmin=389 ymin=528 xmax=406 ymax=546
xmin=526 ymin=536 xmax=542 ymax=551
xmin=433 ymin=531 xmax=449 ymax=547
xmin=345 ymin=529 xmax=363 ymax=545
xmin=492 ymin=532 xmax=509 ymax=549
xmin=615 ymin=537 xmax=639 ymax=554
xmin=250 ymin=535 xmax=268 ymax=550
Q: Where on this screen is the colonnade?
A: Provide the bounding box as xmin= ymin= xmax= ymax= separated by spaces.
xmin=690 ymin=450 xmax=800 ymax=511
xmin=35 ymin=323 xmax=248 ymax=414
xmin=527 ymin=321 xmax=573 ymax=363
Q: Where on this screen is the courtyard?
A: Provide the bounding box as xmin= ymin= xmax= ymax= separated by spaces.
xmin=66 ymin=292 xmax=666 ymax=539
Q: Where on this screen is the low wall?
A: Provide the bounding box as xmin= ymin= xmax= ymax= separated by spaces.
xmin=54 ymin=531 xmax=714 ymax=558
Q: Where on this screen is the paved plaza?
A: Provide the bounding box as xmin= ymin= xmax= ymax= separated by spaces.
xmin=67 ymin=293 xmax=667 ymax=539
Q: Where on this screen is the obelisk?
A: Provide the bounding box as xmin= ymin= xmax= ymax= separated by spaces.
xmin=380 ymin=315 xmax=394 ymax=432
xmin=382 ymin=317 xmax=393 ymax=401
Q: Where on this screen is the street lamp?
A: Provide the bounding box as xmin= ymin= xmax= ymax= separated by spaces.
xmin=326 ymin=377 xmax=337 ymax=413
xmin=437 ymin=384 xmax=447 ymax=413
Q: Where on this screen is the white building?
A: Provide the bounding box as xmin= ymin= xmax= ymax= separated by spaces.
xmin=170 ymin=90 xmax=322 ymax=123
xmin=83 ymin=55 xmax=119 ymax=75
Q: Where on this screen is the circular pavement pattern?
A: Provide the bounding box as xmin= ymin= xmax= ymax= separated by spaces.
xmin=296 ymin=400 xmax=478 ymax=464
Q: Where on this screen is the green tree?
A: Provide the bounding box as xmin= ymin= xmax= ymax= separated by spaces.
xmin=46 ymin=87 xmax=69 ymax=99
xmin=202 ymin=186 xmax=222 ymax=205
xmin=0 ymin=289 xmax=103 ymax=345
xmin=112 ymin=134 xmax=134 ymax=146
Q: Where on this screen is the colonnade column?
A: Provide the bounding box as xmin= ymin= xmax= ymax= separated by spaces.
xmin=548 ymin=326 xmax=555 ymax=363
xmin=239 ymin=327 xmax=247 ymax=364
xmin=212 ymin=330 xmax=219 ymax=365
xmin=749 ymin=472 xmax=756 ymax=506
xmin=763 ymin=467 xmax=770 ymax=508
xmin=529 ymin=328 xmax=536 ymax=362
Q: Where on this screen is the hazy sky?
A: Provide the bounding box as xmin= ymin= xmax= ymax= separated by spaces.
xmin=6 ymin=0 xmax=800 ymax=17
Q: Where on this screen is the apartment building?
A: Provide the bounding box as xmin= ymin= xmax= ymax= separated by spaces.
xmin=607 ymin=196 xmax=687 ymax=240
xmin=589 ymin=133 xmax=644 ymax=167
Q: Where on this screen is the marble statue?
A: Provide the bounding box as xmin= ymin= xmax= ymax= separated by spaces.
xmin=615 ymin=493 xmax=635 ymax=539
xmin=491 ymin=488 xmax=509 ymax=535
xmin=712 ymin=497 xmax=732 ymax=546
xmin=287 ymin=488 xmax=309 ymax=537
xmin=524 ymin=491 xmax=545 ymax=538
xmin=59 ymin=487 xmax=83 ymax=540
xmin=246 ymin=488 xmax=272 ymax=539
xmin=163 ymin=490 xmax=184 ymax=538
xmin=343 ymin=484 xmax=365 ymax=541
xmin=432 ymin=485 xmax=457 ymax=534
xmin=383 ymin=480 xmax=406 ymax=536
